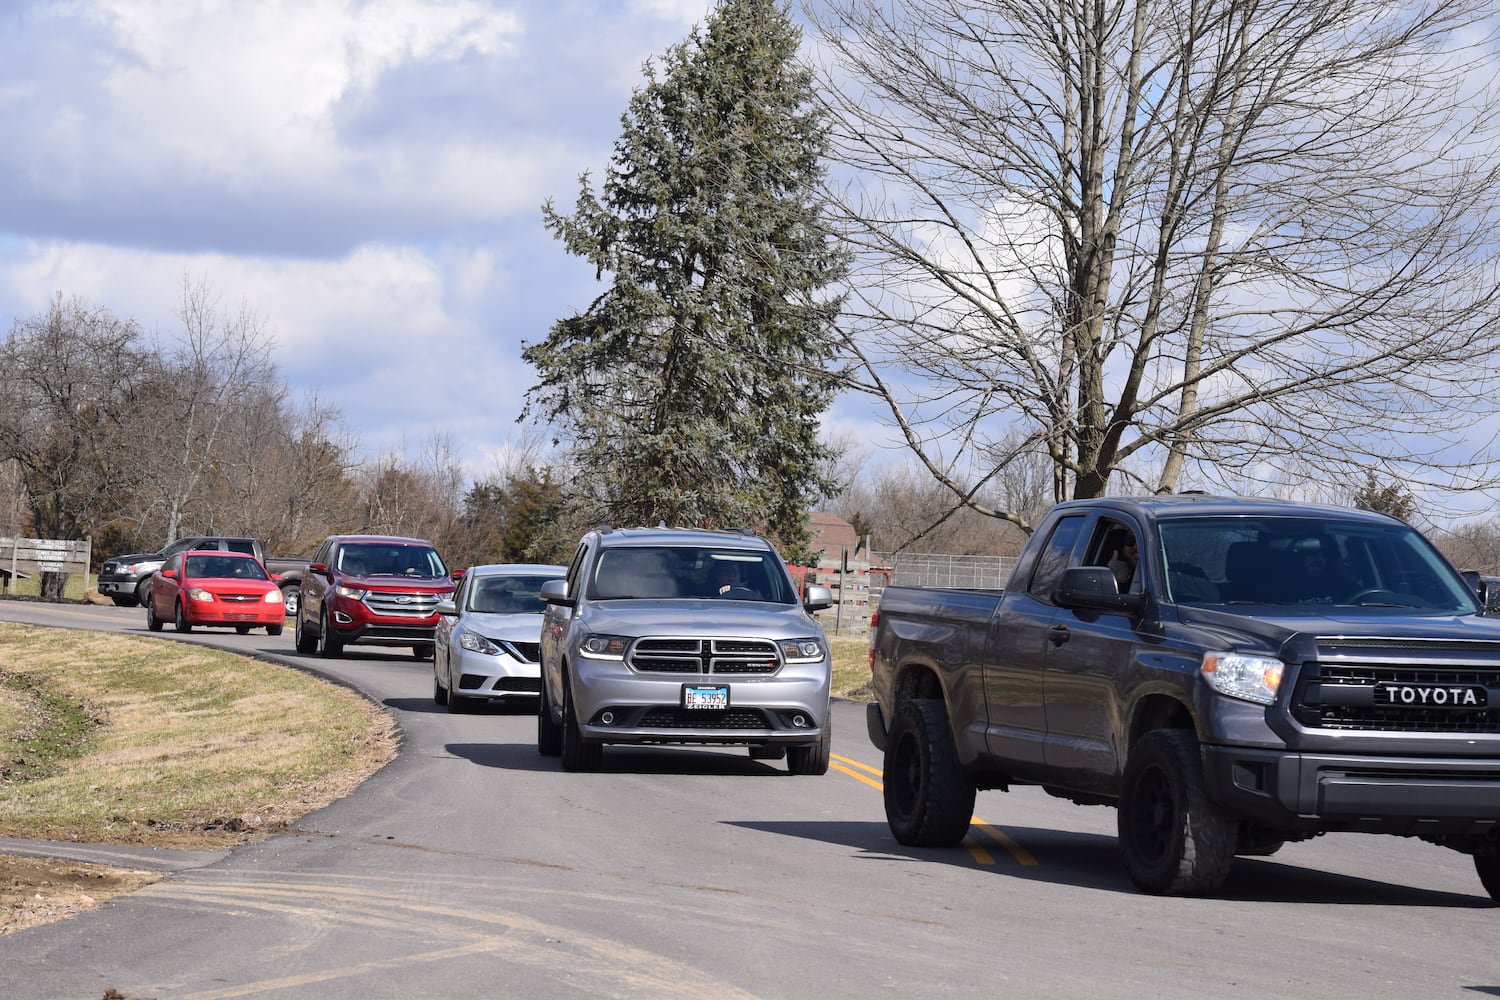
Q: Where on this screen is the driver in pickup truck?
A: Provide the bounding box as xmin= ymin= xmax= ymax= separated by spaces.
xmin=1105 ymin=529 xmax=1138 ymax=592
xmin=1290 ymin=538 xmax=1356 ymax=603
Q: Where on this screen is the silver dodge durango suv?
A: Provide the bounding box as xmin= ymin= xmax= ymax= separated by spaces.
xmin=538 ymin=526 xmax=834 ymax=774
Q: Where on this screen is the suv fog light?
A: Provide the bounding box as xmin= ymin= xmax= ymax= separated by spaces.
xmin=600 ymin=711 xmax=615 ymax=725
xmin=791 ymin=714 xmax=808 ymax=728
xmin=334 ymin=611 xmax=353 ymax=625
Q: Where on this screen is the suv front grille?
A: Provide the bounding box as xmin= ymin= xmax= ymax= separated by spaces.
xmin=363 ymin=590 xmax=442 ymax=617
xmin=629 ymin=637 xmax=780 ymax=675
xmin=1292 ymin=662 xmax=1500 ymax=733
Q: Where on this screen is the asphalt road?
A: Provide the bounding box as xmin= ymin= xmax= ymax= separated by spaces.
xmin=0 ymin=600 xmax=1497 ymax=999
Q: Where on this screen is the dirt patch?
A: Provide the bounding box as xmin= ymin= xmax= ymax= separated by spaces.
xmin=0 ymin=854 xmax=159 ymax=934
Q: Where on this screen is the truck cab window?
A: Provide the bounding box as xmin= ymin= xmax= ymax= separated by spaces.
xmin=1027 ymin=515 xmax=1085 ymax=601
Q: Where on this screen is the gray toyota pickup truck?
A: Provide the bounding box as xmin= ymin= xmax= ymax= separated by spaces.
xmin=539 ymin=526 xmax=835 ymax=774
xmin=867 ymin=494 xmax=1500 ymax=898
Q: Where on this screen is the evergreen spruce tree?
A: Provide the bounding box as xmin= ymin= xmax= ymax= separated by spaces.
xmin=522 ymin=0 xmax=846 ymax=556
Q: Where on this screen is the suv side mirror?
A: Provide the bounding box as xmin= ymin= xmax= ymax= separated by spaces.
xmin=1055 ymin=566 xmax=1145 ymax=615
xmin=540 ymin=578 xmax=574 ymax=608
xmin=803 ymin=584 xmax=833 ymax=612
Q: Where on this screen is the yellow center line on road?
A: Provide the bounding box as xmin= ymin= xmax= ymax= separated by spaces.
xmin=829 ymin=752 xmax=1038 ymax=867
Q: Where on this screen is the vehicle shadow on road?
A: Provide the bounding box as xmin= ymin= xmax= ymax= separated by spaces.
xmin=383 ymin=697 xmax=535 ymax=716
xmin=445 ymin=741 xmax=789 ymax=777
xmin=726 ymin=820 xmax=1495 ymax=907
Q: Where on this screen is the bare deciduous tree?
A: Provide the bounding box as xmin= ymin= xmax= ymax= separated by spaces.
xmin=809 ymin=0 xmax=1500 ymax=532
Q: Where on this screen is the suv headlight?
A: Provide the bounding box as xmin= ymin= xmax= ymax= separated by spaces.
xmin=1202 ymin=652 xmax=1283 ymax=705
xmin=459 ymin=631 xmax=501 ymax=655
xmin=778 ymin=637 xmax=826 ymax=664
xmin=335 ymin=584 xmax=367 ymax=600
xmin=579 ymin=633 xmax=630 ymax=659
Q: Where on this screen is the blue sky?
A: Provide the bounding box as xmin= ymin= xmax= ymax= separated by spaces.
xmin=0 ymin=0 xmax=883 ymax=480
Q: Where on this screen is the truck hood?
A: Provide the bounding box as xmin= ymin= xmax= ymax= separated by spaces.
xmin=582 ymin=599 xmax=822 ymax=638
xmin=1176 ymin=604 xmax=1500 ymax=659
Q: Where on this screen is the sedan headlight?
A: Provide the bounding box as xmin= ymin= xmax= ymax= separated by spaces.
xmin=1202 ymin=652 xmax=1284 ymax=705
xmin=335 ymin=584 xmax=367 ymax=600
xmin=459 ymin=630 xmax=502 ymax=656
xmin=264 ymin=589 xmax=284 ymax=604
xmin=186 ymin=587 xmax=215 ymax=602
xmin=778 ymin=637 xmax=826 ymax=664
xmin=579 ymin=633 xmax=631 ymax=659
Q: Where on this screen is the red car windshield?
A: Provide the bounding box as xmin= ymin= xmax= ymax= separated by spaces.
xmin=185 ymin=554 xmax=268 ymax=580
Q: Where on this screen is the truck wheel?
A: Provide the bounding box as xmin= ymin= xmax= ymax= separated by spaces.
xmin=883 ymin=698 xmax=976 ymax=846
xmin=294 ymin=611 xmax=317 ymax=654
xmin=134 ymin=579 xmax=152 ymax=607
xmin=1476 ymin=855 xmax=1500 ymax=901
xmin=1118 ymin=729 xmax=1237 ymax=895
xmin=317 ymin=609 xmax=343 ymax=658
xmin=560 ymin=671 xmax=602 ymax=772
xmin=787 ymin=710 xmax=832 ymax=775
xmin=281 ymin=585 xmax=299 ymax=617
xmin=537 ymin=676 xmax=562 ymax=757
xmin=145 ymin=598 xmax=163 ymax=632
xmin=174 ymin=601 xmax=193 ymax=633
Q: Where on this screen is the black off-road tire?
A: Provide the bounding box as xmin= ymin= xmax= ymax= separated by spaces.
xmin=1476 ymin=854 xmax=1500 ymax=901
xmin=560 ymin=672 xmax=603 ymax=772
xmin=787 ymin=710 xmax=832 ymax=775
xmin=1118 ymin=729 xmax=1237 ymax=895
xmin=883 ymin=698 xmax=976 ymax=846
xmin=145 ymin=598 xmax=163 ymax=632
xmin=174 ymin=601 xmax=193 ymax=633
xmin=537 ymin=677 xmax=562 ymax=757
xmin=294 ymin=611 xmax=317 ymax=654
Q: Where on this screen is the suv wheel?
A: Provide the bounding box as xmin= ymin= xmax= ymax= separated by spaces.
xmin=294 ymin=609 xmax=317 ymax=654
xmin=560 ymin=670 xmax=602 ymax=772
xmin=317 ymin=608 xmax=343 ymax=658
xmin=787 ymin=711 xmax=832 ymax=775
xmin=537 ymin=675 xmax=562 ymax=757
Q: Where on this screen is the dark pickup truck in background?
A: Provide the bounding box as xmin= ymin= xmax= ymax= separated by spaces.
xmin=867 ymin=494 xmax=1500 ymax=898
xmin=99 ymin=536 xmax=264 ymax=607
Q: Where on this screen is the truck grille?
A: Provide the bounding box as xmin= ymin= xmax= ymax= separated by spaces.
xmin=629 ymin=637 xmax=780 ymax=675
xmin=362 ymin=590 xmax=442 ymax=617
xmin=1292 ymin=662 xmax=1500 ymax=733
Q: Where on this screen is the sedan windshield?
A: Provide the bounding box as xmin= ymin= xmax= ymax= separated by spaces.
xmin=466 ymin=574 xmax=553 ymax=614
xmin=1158 ymin=515 xmax=1478 ymax=613
xmin=185 ymin=555 xmax=268 ymax=580
xmin=589 ymin=546 xmax=796 ymax=603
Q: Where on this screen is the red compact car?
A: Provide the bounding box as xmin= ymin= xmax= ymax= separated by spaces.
xmin=145 ymin=550 xmax=286 ymax=635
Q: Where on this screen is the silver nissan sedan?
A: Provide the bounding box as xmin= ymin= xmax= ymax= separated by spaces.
xmin=434 ymin=563 xmax=566 ymax=712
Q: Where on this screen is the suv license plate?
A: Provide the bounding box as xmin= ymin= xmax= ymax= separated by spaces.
xmin=683 ymin=684 xmax=729 ymax=710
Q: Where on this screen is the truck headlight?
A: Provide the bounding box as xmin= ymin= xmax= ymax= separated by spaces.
xmin=460 ymin=631 xmax=501 ymax=655
xmin=778 ymin=637 xmax=826 ymax=663
xmin=1202 ymin=653 xmax=1284 ymax=705
xmin=580 ymin=634 xmax=630 ymax=659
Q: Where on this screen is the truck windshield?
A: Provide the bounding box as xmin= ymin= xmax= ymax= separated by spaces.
xmin=589 ymin=546 xmax=796 ymax=603
xmin=1157 ymin=515 xmax=1479 ymax=613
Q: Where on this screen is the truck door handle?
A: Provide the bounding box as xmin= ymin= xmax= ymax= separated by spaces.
xmin=1048 ymin=624 xmax=1070 ymax=646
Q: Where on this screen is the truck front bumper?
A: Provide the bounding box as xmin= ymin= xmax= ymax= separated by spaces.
xmin=1204 ymin=745 xmax=1500 ymax=835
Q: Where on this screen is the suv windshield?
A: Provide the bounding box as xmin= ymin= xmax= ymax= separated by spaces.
xmin=1158 ymin=515 xmax=1478 ymax=612
xmin=337 ymin=543 xmax=447 ymax=579
xmin=589 ymin=546 xmax=795 ymax=603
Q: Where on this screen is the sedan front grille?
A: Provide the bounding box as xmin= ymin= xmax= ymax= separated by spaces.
xmin=363 ymin=590 xmax=442 ymax=617
xmin=629 ymin=637 xmax=780 ymax=675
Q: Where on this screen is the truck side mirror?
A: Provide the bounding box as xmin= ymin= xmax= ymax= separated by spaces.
xmin=540 ymin=578 xmax=574 ymax=608
xmin=1055 ymin=566 xmax=1145 ymax=615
